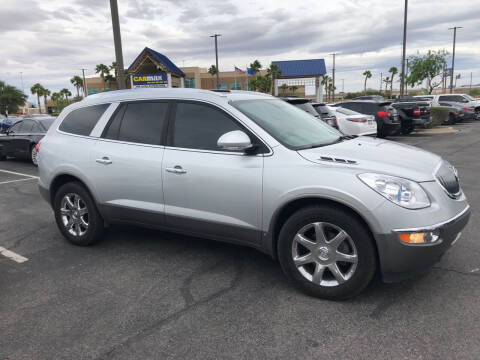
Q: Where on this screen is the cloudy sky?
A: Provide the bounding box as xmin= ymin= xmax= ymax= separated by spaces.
xmin=1 ymin=0 xmax=479 ymax=102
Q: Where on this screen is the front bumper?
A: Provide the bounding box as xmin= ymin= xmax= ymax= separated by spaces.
xmin=376 ymin=205 xmax=471 ymax=282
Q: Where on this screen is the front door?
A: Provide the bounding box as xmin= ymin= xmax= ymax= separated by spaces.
xmin=162 ymin=101 xmax=264 ymax=246
xmin=90 ymin=101 xmax=170 ymax=224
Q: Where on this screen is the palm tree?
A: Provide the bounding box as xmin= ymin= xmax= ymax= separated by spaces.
xmin=279 ymin=83 xmax=289 ymax=96
xmin=266 ymin=64 xmax=282 ymax=95
xmin=104 ymin=74 xmax=116 ymax=90
xmin=208 ymin=65 xmax=217 ymax=77
xmin=60 ymin=88 xmax=72 ymax=101
xmin=363 ymin=70 xmax=372 ymax=94
xmin=383 ymin=77 xmax=390 ymax=94
xmin=249 ymin=60 xmax=262 ymax=79
xmin=289 ymin=85 xmax=298 ymax=95
xmin=328 ymin=81 xmax=336 ymax=101
xmin=42 ymin=88 xmax=51 ymax=113
xmin=70 ymin=76 xmax=84 ymax=98
xmin=389 ymin=66 xmax=398 ymax=93
xmin=51 ymin=92 xmax=61 ymax=104
xmin=321 ymin=75 xmax=330 ymax=100
xmin=110 ymin=61 xmax=118 ymax=78
xmin=30 ymin=83 xmax=45 ymax=114
xmin=95 ymin=63 xmax=110 ymax=91
xmin=0 ymin=80 xmax=27 ymax=115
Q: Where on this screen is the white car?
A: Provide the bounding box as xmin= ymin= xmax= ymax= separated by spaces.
xmin=328 ymin=106 xmax=377 ymax=136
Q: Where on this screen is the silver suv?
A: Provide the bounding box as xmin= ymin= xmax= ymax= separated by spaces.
xmin=37 ymin=89 xmax=470 ymax=299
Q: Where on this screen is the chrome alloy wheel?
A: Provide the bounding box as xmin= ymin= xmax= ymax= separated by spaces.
xmin=60 ymin=193 xmax=89 ymax=237
xmin=292 ymin=222 xmax=358 ymax=287
xmin=31 ymin=146 xmax=38 ymax=166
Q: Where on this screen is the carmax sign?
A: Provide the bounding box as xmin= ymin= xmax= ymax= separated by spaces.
xmin=132 ymin=73 xmax=168 ymax=88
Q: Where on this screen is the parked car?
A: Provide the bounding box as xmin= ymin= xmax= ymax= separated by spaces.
xmin=327 ymin=106 xmax=377 ymax=136
xmin=0 ymin=116 xmax=55 ymax=166
xmin=37 ymin=88 xmax=470 ymax=300
xmin=438 ymin=102 xmax=476 ymax=124
xmin=391 ymin=97 xmax=432 ymax=134
xmin=353 ymin=95 xmax=385 ymax=101
xmin=280 ymin=97 xmax=320 ymax=119
xmin=415 ymin=94 xmax=480 ymax=119
xmin=333 ymin=100 xmax=400 ymax=137
xmin=311 ymin=102 xmax=337 ymax=127
xmin=0 ymin=116 xmax=22 ymax=133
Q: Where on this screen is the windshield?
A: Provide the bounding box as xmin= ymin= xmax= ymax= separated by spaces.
xmin=231 ymin=99 xmax=342 ymax=149
xmin=464 ymin=94 xmax=475 ymax=101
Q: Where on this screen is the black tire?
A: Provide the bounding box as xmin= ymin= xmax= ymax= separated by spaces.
xmin=30 ymin=144 xmax=38 ymax=167
xmin=53 ymin=182 xmax=104 ymax=246
xmin=447 ymin=113 xmax=456 ymax=125
xmin=401 ymin=122 xmax=414 ymax=135
xmin=0 ymin=153 xmax=6 ymax=161
xmin=278 ymin=205 xmax=376 ymax=300
xmin=376 ymin=122 xmax=386 ymax=138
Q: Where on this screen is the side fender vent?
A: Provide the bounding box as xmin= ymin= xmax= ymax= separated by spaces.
xmin=319 ymin=156 xmax=357 ymax=165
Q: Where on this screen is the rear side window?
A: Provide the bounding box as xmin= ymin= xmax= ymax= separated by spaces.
xmin=104 ymin=102 xmax=168 ymax=145
xmin=59 ymin=104 xmax=109 ymax=136
xmin=172 ymin=102 xmax=243 ymax=151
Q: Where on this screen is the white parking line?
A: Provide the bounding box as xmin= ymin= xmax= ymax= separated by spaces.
xmin=0 ymin=169 xmax=38 ymax=179
xmin=0 ymin=246 xmax=29 ymax=263
xmin=0 ymin=177 xmax=38 ymax=185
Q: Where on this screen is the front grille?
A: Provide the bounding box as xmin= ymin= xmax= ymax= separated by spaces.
xmin=436 ymin=161 xmax=461 ymax=198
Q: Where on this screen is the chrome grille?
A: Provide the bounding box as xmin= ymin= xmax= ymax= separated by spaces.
xmin=435 ymin=161 xmax=460 ymax=198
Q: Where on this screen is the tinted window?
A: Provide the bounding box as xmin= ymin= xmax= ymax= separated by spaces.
xmin=294 ymin=103 xmax=318 ymax=116
xmin=172 ymin=102 xmax=243 ymax=151
xmin=38 ymin=118 xmax=55 ymax=130
xmin=341 ymin=102 xmax=373 ymax=114
xmin=438 ymin=95 xmax=465 ymax=102
xmin=111 ymin=102 xmax=168 ymax=145
xmin=104 ymin=105 xmax=127 ymax=140
xmin=8 ymin=122 xmax=22 ymax=133
xmin=20 ymin=120 xmax=35 ymax=133
xmin=59 ymin=104 xmax=109 ymax=136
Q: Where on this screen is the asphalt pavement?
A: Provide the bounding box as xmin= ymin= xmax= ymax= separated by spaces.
xmin=1 ymin=121 xmax=479 ymax=360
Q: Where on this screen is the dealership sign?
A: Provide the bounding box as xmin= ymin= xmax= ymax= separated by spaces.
xmin=132 ymin=73 xmax=168 ymax=88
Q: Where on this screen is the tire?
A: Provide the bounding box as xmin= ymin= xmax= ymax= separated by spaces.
xmin=401 ymin=122 xmax=414 ymax=135
xmin=0 ymin=153 xmax=6 ymax=161
xmin=447 ymin=113 xmax=456 ymax=125
xmin=53 ymin=182 xmax=104 ymax=246
xmin=30 ymin=144 xmax=38 ymax=167
xmin=278 ymin=205 xmax=376 ymax=300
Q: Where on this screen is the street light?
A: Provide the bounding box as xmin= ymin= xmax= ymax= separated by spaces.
xmin=210 ymin=34 xmax=221 ymax=89
xmin=400 ymin=0 xmax=408 ymax=97
xmin=330 ymin=53 xmax=337 ymax=101
xmin=448 ymin=26 xmax=462 ymax=94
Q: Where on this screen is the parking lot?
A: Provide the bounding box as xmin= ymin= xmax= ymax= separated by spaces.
xmin=1 ymin=121 xmax=479 ymax=360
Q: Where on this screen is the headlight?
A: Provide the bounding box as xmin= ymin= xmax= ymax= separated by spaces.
xmin=358 ymin=173 xmax=430 ymax=209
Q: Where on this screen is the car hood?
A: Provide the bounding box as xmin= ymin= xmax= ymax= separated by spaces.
xmin=297 ymin=136 xmax=441 ymax=182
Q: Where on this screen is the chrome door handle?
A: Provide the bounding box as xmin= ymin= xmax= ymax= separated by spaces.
xmin=166 ymin=166 xmax=186 ymax=174
xmin=96 ymin=157 xmax=112 ymax=165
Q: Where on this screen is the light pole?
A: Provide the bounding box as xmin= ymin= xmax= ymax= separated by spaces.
xmin=109 ymin=0 xmax=126 ymax=89
xmin=448 ymin=26 xmax=462 ymax=94
xmin=400 ymin=0 xmax=408 ymax=97
xmin=380 ymin=72 xmax=383 ymax=93
xmin=19 ymin=72 xmax=24 ymax=93
xmin=80 ymin=68 xmax=87 ymax=97
xmin=330 ymin=53 xmax=337 ymax=101
xmin=341 ymin=78 xmax=345 ymax=101
xmin=404 ymin=58 xmax=409 ymax=95
xmin=210 ymin=34 xmax=221 ymax=89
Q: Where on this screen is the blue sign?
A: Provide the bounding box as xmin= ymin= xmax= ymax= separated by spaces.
xmin=132 ymin=73 xmax=168 ymax=88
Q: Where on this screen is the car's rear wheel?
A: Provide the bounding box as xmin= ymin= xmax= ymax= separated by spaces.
xmin=278 ymin=205 xmax=376 ymax=300
xmin=30 ymin=144 xmax=38 ymax=166
xmin=53 ymin=182 xmax=104 ymax=246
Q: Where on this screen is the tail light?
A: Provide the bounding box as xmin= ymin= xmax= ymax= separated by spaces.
xmin=347 ymin=117 xmax=367 ymax=123
xmin=35 ymin=141 xmax=41 ymax=153
xmin=413 ymin=108 xmax=421 ymax=116
xmin=377 ymin=111 xmax=391 ymax=117
xmin=463 ymin=107 xmax=473 ymax=112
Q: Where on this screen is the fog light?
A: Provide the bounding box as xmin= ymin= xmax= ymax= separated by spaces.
xmin=398 ymin=231 xmax=440 ymax=244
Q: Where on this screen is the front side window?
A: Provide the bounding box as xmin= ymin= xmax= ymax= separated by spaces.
xmin=231 ymin=99 xmax=341 ymax=149
xmin=172 ymin=102 xmax=243 ymax=151
xmin=104 ymin=102 xmax=168 ymax=145
xmin=59 ymin=104 xmax=109 ymax=136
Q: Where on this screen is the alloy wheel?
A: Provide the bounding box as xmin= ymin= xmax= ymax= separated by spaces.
xmin=60 ymin=193 xmax=89 ymax=237
xmin=292 ymin=222 xmax=358 ymax=287
xmin=31 ymin=146 xmax=38 ymax=166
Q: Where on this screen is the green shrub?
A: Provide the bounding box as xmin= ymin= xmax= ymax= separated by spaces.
xmin=429 ymin=106 xmax=449 ymax=128
xmin=469 ymin=88 xmax=480 ymax=97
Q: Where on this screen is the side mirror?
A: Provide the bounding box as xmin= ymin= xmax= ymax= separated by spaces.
xmin=217 ymin=130 xmax=253 ymax=151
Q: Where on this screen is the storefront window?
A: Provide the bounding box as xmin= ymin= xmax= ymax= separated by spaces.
xmin=218 ymin=82 xmax=227 ymax=90
xmin=88 ymin=88 xmax=98 ymax=95
xmin=185 ymin=78 xmax=195 ymax=88
xmin=230 ymin=82 xmax=241 ymax=90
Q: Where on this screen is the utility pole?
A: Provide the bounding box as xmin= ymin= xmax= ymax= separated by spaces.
xmin=330 ymin=53 xmax=337 ymax=101
xmin=341 ymin=79 xmax=345 ymax=101
xmin=210 ymin=34 xmax=221 ymax=89
xmin=109 ymin=0 xmax=126 ymax=89
xmin=448 ymin=26 xmax=462 ymax=94
xmin=405 ymin=58 xmax=409 ymax=95
xmin=80 ymin=68 xmax=87 ymax=97
xmin=380 ymin=72 xmax=383 ymax=93
xmin=400 ymin=0 xmax=408 ymax=97
xmin=19 ymin=72 xmax=24 ymax=93
xmin=470 ymin=72 xmax=473 ymax=92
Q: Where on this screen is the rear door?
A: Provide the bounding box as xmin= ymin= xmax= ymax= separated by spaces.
xmin=162 ymin=100 xmax=264 ymax=245
xmin=90 ymin=101 xmax=170 ymax=224
xmin=0 ymin=121 xmax=23 ymax=156
xmin=15 ymin=119 xmax=35 ymax=157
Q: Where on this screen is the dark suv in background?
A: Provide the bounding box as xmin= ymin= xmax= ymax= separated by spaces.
xmin=281 ymin=97 xmax=320 ymax=119
xmin=334 ymin=100 xmax=400 ymax=137
xmin=391 ymin=97 xmax=431 ymax=134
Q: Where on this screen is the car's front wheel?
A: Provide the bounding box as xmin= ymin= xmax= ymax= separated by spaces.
xmin=53 ymin=182 xmax=104 ymax=246
xmin=278 ymin=205 xmax=376 ymax=300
